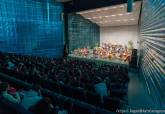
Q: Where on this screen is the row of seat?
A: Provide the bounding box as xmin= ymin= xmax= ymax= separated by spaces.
xmin=0 ymin=96 xmax=33 ymax=114
xmin=0 ymin=73 xmax=116 ymax=114
xmin=0 ymin=68 xmax=128 ymax=110
xmin=0 ymin=53 xmax=129 ymax=114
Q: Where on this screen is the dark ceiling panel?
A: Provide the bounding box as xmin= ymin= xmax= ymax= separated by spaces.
xmin=64 ymin=0 xmax=141 ymax=13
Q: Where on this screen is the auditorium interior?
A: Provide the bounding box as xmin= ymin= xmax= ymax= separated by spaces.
xmin=0 ymin=0 xmax=164 ymax=114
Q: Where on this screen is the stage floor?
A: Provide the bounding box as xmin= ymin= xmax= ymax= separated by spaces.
xmin=68 ymin=54 xmax=129 ymax=66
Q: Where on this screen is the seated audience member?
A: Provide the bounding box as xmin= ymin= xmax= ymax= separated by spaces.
xmin=94 ymin=77 xmax=108 ymax=101
xmin=20 ymin=84 xmax=42 ymax=110
xmin=0 ymin=82 xmax=21 ymax=103
xmin=6 ymin=59 xmax=15 ymax=70
xmin=15 ymin=62 xmax=24 ymax=73
xmin=8 ymin=86 xmax=17 ymax=95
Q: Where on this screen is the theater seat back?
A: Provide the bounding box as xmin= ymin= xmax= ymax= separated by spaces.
xmin=103 ymin=96 xmax=120 ymax=112
xmin=0 ymin=96 xmax=33 ymax=114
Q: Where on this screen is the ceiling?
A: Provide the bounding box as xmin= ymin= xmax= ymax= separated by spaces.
xmin=56 ymin=0 xmax=72 ymax=2
xmin=77 ymin=1 xmax=141 ymax=27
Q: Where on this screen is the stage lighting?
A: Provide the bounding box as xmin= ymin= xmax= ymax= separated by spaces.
xmin=127 ymin=0 xmax=134 ymax=12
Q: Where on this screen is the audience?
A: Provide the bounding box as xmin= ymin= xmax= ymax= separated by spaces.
xmin=0 ymin=53 xmax=129 ymax=94
xmin=0 ymin=82 xmax=21 ymax=104
xmin=0 ymin=52 xmax=129 ymax=113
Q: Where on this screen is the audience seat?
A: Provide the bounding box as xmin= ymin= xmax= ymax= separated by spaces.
xmin=61 ymin=99 xmax=73 ymax=113
xmin=72 ymin=104 xmax=91 ymax=114
xmin=72 ymin=88 xmax=86 ymax=101
xmin=60 ymin=85 xmax=73 ymax=97
xmin=85 ymin=91 xmax=102 ymax=107
xmin=110 ymin=89 xmax=127 ymax=100
xmin=0 ymin=101 xmax=17 ymax=114
xmin=85 ymin=84 xmax=95 ymax=92
xmin=103 ymin=96 xmax=120 ymax=112
xmin=0 ymin=96 xmax=34 ymax=114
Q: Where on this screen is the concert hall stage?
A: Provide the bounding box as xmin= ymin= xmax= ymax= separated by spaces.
xmin=68 ymin=54 xmax=129 ymax=66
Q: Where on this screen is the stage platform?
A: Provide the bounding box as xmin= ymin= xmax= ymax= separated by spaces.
xmin=68 ymin=54 xmax=129 ymax=67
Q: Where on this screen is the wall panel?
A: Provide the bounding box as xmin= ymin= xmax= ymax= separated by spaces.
xmin=68 ymin=13 xmax=100 ymax=52
xmin=0 ymin=0 xmax=64 ymax=58
xmin=140 ymin=0 xmax=165 ymax=107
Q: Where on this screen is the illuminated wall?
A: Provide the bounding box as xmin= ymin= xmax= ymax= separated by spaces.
xmin=0 ymin=0 xmax=64 ymax=58
xmin=68 ymin=13 xmax=100 ymax=52
xmin=140 ymin=0 xmax=165 ymax=107
xmin=100 ymin=25 xmax=138 ymax=49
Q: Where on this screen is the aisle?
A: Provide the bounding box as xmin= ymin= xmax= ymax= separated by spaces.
xmin=127 ymin=70 xmax=155 ymax=109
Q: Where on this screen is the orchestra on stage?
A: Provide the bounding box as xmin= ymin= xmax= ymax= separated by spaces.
xmin=71 ymin=43 xmax=133 ymax=62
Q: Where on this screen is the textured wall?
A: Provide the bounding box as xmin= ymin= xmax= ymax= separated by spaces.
xmin=68 ymin=13 xmax=100 ymax=52
xmin=100 ymin=25 xmax=138 ymax=49
xmin=140 ymin=0 xmax=165 ymax=107
xmin=0 ymin=0 xmax=64 ymax=58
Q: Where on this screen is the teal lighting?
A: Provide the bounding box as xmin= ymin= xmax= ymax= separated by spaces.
xmin=127 ymin=0 xmax=134 ymax=12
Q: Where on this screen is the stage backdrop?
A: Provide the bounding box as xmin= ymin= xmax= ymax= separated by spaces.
xmin=68 ymin=13 xmax=100 ymax=52
xmin=0 ymin=0 xmax=64 ymax=58
xmin=100 ymin=25 xmax=138 ymax=49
